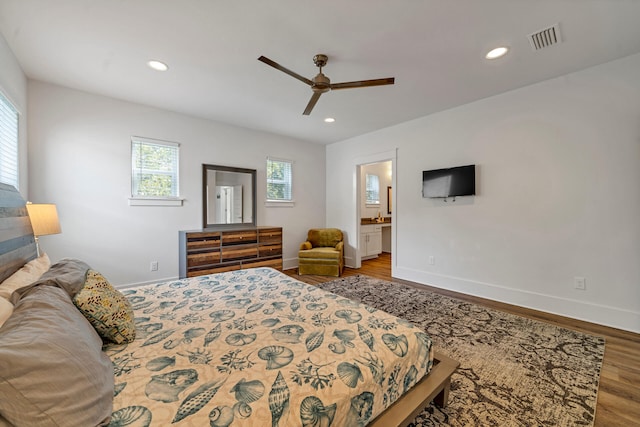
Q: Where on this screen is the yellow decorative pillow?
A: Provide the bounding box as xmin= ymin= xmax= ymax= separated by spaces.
xmin=73 ymin=270 xmax=136 ymax=344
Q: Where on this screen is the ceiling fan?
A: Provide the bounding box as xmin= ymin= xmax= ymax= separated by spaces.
xmin=258 ymin=54 xmax=395 ymax=116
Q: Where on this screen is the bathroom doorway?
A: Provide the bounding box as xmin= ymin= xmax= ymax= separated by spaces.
xmin=354 ymin=150 xmax=396 ymax=273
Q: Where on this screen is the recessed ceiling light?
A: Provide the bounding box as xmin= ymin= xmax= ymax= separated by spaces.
xmin=485 ymin=46 xmax=509 ymax=60
xmin=324 ymin=117 xmax=335 ymax=123
xmin=147 ymin=60 xmax=169 ymax=71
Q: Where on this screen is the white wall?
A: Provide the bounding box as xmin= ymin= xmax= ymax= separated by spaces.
xmin=327 ymin=53 xmax=640 ymax=333
xmin=28 ymin=81 xmax=325 ymax=286
xmin=0 ymin=33 xmax=28 ymax=193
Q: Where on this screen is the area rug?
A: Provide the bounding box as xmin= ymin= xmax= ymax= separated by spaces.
xmin=314 ymin=275 xmax=605 ymax=427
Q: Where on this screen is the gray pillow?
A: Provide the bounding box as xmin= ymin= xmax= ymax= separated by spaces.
xmin=10 ymin=258 xmax=91 ymax=304
xmin=0 ymin=285 xmax=113 ymax=426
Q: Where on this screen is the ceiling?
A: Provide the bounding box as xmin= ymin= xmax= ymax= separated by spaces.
xmin=1 ymin=1 xmax=640 ymax=145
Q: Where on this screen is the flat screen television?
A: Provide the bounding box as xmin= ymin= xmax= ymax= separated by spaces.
xmin=422 ymin=164 xmax=475 ymax=198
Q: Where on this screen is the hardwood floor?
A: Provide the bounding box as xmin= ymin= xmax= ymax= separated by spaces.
xmin=285 ymin=252 xmax=640 ymax=427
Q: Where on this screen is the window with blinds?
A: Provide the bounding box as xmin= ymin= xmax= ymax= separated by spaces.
xmin=0 ymin=92 xmax=19 ymax=189
xmin=365 ymin=173 xmax=380 ymax=205
xmin=266 ymin=157 xmax=292 ymax=202
xmin=131 ymin=136 xmax=180 ymax=199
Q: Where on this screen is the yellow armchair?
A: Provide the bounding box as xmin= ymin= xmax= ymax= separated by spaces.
xmin=298 ymin=228 xmax=344 ymax=276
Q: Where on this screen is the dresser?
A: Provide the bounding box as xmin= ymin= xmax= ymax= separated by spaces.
xmin=179 ymin=226 xmax=283 ymax=278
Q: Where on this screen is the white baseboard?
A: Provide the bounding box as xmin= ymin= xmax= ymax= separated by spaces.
xmin=344 ymin=256 xmax=356 ymax=269
xmin=395 ymin=266 xmax=640 ymax=334
xmin=283 ymin=257 xmax=298 ymax=271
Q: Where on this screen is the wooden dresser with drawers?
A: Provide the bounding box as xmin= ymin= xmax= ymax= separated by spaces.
xmin=179 ymin=226 xmax=282 ymax=278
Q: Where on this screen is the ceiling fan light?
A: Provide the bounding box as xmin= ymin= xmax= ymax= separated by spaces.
xmin=147 ymin=60 xmax=169 ymax=71
xmin=324 ymin=117 xmax=335 ymax=123
xmin=485 ymin=47 xmax=509 ymax=60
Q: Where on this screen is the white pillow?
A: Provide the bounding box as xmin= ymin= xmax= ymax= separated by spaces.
xmin=0 ymin=298 xmax=12 ymax=328
xmin=0 ymin=253 xmax=50 ymax=301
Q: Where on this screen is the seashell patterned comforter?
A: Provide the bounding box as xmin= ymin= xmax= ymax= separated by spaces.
xmin=104 ymin=267 xmax=434 ymax=427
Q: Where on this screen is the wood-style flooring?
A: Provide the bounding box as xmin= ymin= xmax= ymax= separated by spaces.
xmin=284 ymin=253 xmax=640 ymax=427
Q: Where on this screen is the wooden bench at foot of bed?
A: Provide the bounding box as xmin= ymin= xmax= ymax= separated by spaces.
xmin=369 ymin=351 xmax=459 ymax=427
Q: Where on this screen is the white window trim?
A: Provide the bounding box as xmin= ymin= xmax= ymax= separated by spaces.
xmin=128 ymin=197 xmax=183 ymax=207
xmin=266 ymin=157 xmax=294 ymax=206
xmin=129 ymin=136 xmax=184 ymax=207
xmin=264 ymin=200 xmax=295 ymax=208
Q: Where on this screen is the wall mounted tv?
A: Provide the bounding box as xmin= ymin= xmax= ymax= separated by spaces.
xmin=422 ymin=164 xmax=476 ymax=198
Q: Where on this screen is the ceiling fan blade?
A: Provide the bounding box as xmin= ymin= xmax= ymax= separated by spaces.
xmin=330 ymin=77 xmax=395 ymax=90
xmin=303 ymin=92 xmax=322 ymax=116
xmin=258 ymin=56 xmax=313 ymax=86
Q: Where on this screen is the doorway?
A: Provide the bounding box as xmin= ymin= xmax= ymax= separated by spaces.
xmin=354 ymin=150 xmax=396 ymax=274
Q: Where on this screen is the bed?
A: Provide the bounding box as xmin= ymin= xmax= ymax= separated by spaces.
xmin=0 ymin=183 xmax=458 ymax=427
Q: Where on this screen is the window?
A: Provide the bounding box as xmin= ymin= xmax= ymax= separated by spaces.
xmin=130 ymin=136 xmax=181 ymax=206
xmin=0 ymin=91 xmax=19 ymax=189
xmin=365 ymin=174 xmax=380 ymax=205
xmin=266 ymin=158 xmax=292 ymax=202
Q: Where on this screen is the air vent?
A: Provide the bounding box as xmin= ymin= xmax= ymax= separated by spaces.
xmin=528 ymin=23 xmax=562 ymax=51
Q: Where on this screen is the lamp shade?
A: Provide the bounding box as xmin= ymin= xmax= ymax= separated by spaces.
xmin=26 ymin=203 xmax=61 ymax=237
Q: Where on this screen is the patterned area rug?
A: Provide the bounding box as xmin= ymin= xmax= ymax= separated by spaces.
xmin=314 ymin=275 xmax=605 ymax=427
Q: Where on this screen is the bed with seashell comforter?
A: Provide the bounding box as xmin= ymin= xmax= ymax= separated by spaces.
xmin=104 ymin=267 xmax=435 ymax=426
xmin=0 ymin=183 xmax=458 ymax=427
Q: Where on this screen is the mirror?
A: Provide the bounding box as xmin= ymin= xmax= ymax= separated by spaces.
xmin=203 ymin=164 xmax=256 ymax=228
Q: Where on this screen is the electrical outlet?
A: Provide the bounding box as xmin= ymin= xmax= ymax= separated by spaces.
xmin=574 ymin=277 xmax=586 ymax=290
xmin=428 ymin=256 xmax=435 ymax=265
xmin=150 ymin=261 xmax=158 ymax=272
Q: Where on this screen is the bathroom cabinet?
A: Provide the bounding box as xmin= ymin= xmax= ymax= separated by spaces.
xmin=360 ymin=224 xmax=382 ymax=259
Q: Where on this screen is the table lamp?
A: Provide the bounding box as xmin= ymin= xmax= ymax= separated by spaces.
xmin=26 ymin=202 xmax=61 ymax=256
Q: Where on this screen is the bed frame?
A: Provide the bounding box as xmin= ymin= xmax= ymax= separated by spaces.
xmin=369 ymin=352 xmax=459 ymax=426
xmin=0 ymin=183 xmax=459 ymax=426
xmin=0 ymin=184 xmax=37 ymax=283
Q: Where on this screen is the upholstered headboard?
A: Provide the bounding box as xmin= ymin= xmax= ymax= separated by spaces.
xmin=0 ymin=183 xmax=37 ymax=283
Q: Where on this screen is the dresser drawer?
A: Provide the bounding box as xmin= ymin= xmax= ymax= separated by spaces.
xmin=259 ymin=228 xmax=282 ymax=244
xmin=187 ymin=263 xmax=240 ymax=277
xmin=259 ymin=244 xmax=282 ymax=258
xmin=221 ymin=244 xmax=258 ymax=261
xmin=243 ymin=258 xmax=283 ymax=270
xmin=222 ymin=230 xmax=258 ymax=245
xmin=187 ymin=250 xmax=221 ymax=267
xmin=186 ymin=232 xmax=221 ymax=250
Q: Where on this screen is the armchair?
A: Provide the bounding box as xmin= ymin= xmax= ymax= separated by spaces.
xmin=298 ymin=228 xmax=344 ymax=276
